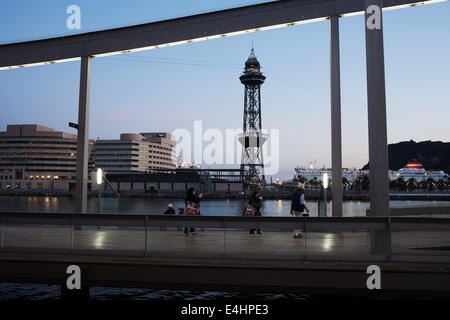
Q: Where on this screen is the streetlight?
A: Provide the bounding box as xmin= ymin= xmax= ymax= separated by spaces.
xmin=323 ymin=172 xmax=328 ymax=216
xmin=97 ymin=168 xmax=103 ymax=213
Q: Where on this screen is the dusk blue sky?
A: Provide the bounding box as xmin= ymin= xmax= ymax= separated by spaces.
xmin=1 ymin=0 xmax=449 ymax=179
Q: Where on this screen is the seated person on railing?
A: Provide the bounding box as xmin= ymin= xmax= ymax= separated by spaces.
xmin=160 ymin=204 xmax=176 ymax=231
xmin=164 ymin=204 xmax=176 ymax=215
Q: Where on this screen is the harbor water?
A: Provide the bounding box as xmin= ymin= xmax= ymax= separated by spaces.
xmin=1 ymin=196 xmax=450 ymax=217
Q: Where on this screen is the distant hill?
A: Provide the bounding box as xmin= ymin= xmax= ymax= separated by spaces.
xmin=362 ymin=140 xmax=450 ymax=173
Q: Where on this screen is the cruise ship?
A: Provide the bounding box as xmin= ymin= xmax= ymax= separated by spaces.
xmin=294 ymin=160 xmax=448 ymax=183
xmin=396 ymin=160 xmax=447 ymax=182
xmin=396 ymin=160 xmax=427 ymax=181
xmin=294 ymin=162 xmax=359 ymax=183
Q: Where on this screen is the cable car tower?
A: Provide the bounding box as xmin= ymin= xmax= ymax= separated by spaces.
xmin=238 ymin=48 xmax=267 ymax=184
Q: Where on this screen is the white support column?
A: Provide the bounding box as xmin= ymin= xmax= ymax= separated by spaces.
xmin=365 ymin=0 xmax=390 ymax=256
xmin=75 ymin=56 xmax=91 ymax=213
xmin=330 ymin=15 xmax=343 ymax=217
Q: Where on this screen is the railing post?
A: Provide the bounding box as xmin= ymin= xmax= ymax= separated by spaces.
xmin=145 ymin=215 xmax=149 ymax=256
xmin=303 ymin=216 xmax=307 ymax=261
xmin=0 ymin=213 xmax=4 ymax=249
xmin=386 ymin=217 xmax=392 ymax=261
xmin=223 ymin=216 xmax=227 ymax=259
xmin=70 ymin=214 xmax=75 ymax=252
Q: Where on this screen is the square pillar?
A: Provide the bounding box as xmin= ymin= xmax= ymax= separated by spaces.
xmin=365 ymin=0 xmax=390 ymax=258
xmin=330 ymin=15 xmax=343 ymax=217
xmin=75 ymin=56 xmax=91 ymax=213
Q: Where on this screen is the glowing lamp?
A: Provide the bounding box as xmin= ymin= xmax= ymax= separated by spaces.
xmin=97 ymin=168 xmax=103 ymax=185
xmin=323 ymin=173 xmax=329 ymax=189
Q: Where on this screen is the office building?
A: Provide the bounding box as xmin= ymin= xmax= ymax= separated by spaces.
xmin=92 ymin=132 xmax=177 ymax=173
xmin=0 ymin=124 xmax=90 ymax=191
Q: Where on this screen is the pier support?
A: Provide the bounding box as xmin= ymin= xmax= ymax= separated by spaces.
xmin=75 ymin=56 xmax=91 ymax=214
xmin=330 ymin=15 xmax=343 ymax=217
xmin=365 ymin=0 xmax=390 ymax=256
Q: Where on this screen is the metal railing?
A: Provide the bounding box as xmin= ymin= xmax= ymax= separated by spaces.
xmin=368 ymin=204 xmax=450 ymax=216
xmin=0 ymin=212 xmax=449 ymax=262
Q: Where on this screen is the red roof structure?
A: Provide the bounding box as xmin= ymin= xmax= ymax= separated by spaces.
xmin=404 ymin=160 xmax=424 ymax=170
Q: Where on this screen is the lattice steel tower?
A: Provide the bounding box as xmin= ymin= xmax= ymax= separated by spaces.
xmin=238 ymin=48 xmax=267 ymax=183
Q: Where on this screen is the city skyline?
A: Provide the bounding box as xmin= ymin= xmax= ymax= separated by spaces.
xmin=1 ymin=0 xmax=449 ymax=179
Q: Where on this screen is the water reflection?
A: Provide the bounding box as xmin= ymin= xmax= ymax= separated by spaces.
xmin=322 ymin=235 xmax=334 ymax=252
xmin=1 ymin=196 xmax=450 ymax=217
xmin=44 ymin=197 xmax=50 ymax=210
xmin=94 ymin=232 xmax=106 ymax=249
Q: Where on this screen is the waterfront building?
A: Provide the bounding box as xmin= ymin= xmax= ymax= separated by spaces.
xmin=0 ymin=125 xmax=177 ymax=193
xmin=92 ymin=132 xmax=176 ymax=174
xmin=105 ymin=168 xmax=243 ymax=193
xmin=0 ymin=124 xmax=93 ymax=192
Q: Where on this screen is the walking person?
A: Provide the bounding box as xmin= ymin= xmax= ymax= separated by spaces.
xmin=290 ymin=182 xmax=310 ymax=239
xmin=184 ymin=187 xmax=202 ymax=236
xmin=248 ymin=191 xmax=263 ymax=235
